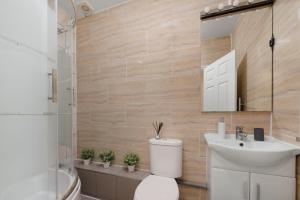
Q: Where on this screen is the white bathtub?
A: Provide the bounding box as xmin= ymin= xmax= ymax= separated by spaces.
xmin=0 ymin=169 xmax=81 ymax=200
xmin=59 ymin=170 xmax=81 ymax=200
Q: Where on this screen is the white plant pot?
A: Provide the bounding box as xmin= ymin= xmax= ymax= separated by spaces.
xmin=103 ymin=162 xmax=111 ymax=168
xmin=83 ymin=159 xmax=91 ymax=165
xmin=128 ymin=165 xmax=135 ymax=172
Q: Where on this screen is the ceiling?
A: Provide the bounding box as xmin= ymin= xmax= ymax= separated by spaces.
xmin=201 ymin=15 xmax=239 ymax=40
xmin=58 ymin=0 xmax=128 ymax=18
xmin=76 ymin=0 xmax=128 ymax=12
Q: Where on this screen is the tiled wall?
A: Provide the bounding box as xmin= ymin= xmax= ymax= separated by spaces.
xmin=271 ymin=0 xmax=300 ymax=198
xmin=76 ymin=0 xmax=271 ymax=187
xmin=272 ymin=0 xmax=300 ymax=144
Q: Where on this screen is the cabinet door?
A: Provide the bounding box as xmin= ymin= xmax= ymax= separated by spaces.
xmin=77 ymin=169 xmax=98 ymax=197
xmin=116 ymin=177 xmax=140 ymax=200
xmin=97 ymin=173 xmax=117 ymax=200
xmin=250 ymin=173 xmax=295 ymax=200
xmin=211 ymin=168 xmax=249 ymax=200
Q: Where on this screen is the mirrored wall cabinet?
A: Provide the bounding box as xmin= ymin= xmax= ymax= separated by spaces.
xmin=200 ymin=1 xmax=273 ymax=112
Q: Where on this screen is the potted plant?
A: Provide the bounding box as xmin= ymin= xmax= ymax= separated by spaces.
xmin=124 ymin=153 xmax=139 ymax=172
xmin=81 ymin=148 xmax=95 ymax=165
xmin=99 ymin=150 xmax=115 ymax=168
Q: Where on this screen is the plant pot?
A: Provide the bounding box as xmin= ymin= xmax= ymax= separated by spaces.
xmin=103 ymin=161 xmax=111 ymax=168
xmin=83 ymin=159 xmax=91 ymax=165
xmin=128 ymin=165 xmax=135 ymax=172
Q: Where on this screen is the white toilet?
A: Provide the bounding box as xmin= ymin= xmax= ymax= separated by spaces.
xmin=134 ymin=138 xmax=183 ymax=200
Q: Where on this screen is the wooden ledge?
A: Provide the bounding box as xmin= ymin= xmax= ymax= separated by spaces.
xmin=74 ymin=160 xmax=150 ymax=181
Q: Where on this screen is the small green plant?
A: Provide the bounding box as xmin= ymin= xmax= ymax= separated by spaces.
xmin=99 ymin=150 xmax=115 ymax=163
xmin=81 ymin=148 xmax=95 ymax=160
xmin=124 ymin=153 xmax=140 ymax=166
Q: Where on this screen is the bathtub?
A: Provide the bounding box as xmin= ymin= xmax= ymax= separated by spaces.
xmin=59 ymin=170 xmax=81 ymax=200
xmin=0 ymin=169 xmax=81 ymax=200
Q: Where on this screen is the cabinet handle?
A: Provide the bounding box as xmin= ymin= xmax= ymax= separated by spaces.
xmin=48 ymin=69 xmax=58 ymax=103
xmin=256 ymin=183 xmax=261 ymax=200
xmin=243 ymin=181 xmax=249 ymax=200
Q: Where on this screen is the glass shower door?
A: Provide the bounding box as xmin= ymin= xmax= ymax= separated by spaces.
xmin=57 ymin=1 xmax=77 ymax=197
xmin=0 ymin=0 xmax=58 ymax=200
xmin=58 ymin=46 xmax=73 ymax=171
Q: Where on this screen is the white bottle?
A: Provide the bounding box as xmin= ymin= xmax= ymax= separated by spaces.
xmin=218 ymin=117 xmax=226 ymax=139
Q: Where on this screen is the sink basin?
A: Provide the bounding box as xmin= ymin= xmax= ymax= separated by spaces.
xmin=204 ymin=133 xmax=300 ymax=167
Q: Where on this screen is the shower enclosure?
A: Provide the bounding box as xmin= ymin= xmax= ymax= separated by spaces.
xmin=57 ymin=0 xmax=79 ymax=199
xmin=0 ymin=0 xmax=78 ymax=199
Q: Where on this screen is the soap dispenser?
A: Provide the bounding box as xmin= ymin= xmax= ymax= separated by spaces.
xmin=218 ymin=117 xmax=226 ymax=138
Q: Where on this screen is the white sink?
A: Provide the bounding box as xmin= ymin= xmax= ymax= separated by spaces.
xmin=204 ymin=133 xmax=300 ymax=167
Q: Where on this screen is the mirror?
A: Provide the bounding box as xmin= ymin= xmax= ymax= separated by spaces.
xmin=201 ymin=7 xmax=273 ymax=112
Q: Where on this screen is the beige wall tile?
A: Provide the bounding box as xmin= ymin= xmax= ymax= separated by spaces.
xmin=75 ymin=0 xmax=300 ymax=198
xmin=179 ymin=184 xmax=207 ymax=200
xmin=272 ymin=0 xmax=300 ymax=198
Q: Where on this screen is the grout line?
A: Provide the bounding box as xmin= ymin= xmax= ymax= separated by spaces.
xmin=0 ymin=112 xmax=74 ymax=115
xmin=0 ymin=33 xmax=55 ymax=63
xmin=125 ymin=57 xmax=128 ymax=82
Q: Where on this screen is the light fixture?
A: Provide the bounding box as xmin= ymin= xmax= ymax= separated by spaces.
xmin=218 ymin=3 xmax=224 ymax=10
xmin=200 ymin=0 xmax=274 ymax=20
xmin=204 ymin=6 xmax=210 ymax=13
xmin=233 ymin=0 xmax=240 ymax=7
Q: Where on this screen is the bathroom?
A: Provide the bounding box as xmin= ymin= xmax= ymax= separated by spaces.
xmin=0 ymin=0 xmax=299 ymax=199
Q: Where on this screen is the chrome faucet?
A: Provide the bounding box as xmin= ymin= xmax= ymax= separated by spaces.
xmin=236 ymin=126 xmax=247 ymax=141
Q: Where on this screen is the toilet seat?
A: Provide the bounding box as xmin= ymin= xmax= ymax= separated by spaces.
xmin=134 ymin=175 xmax=179 ymax=200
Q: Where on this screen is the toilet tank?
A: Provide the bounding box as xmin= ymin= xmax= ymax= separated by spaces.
xmin=149 ymin=138 xmax=182 ymax=178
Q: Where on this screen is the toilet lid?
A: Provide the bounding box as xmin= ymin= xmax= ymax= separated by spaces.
xmin=134 ymin=175 xmax=179 ymax=200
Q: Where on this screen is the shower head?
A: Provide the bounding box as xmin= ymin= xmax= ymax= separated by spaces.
xmin=57 ymin=0 xmax=77 ymax=34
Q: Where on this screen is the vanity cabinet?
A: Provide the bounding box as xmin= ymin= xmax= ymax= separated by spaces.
xmin=249 ymin=173 xmax=295 ymax=200
xmin=210 ymin=168 xmax=295 ymax=200
xmin=211 ymin=168 xmax=249 ymax=200
xmin=205 ymin=133 xmax=298 ymax=200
